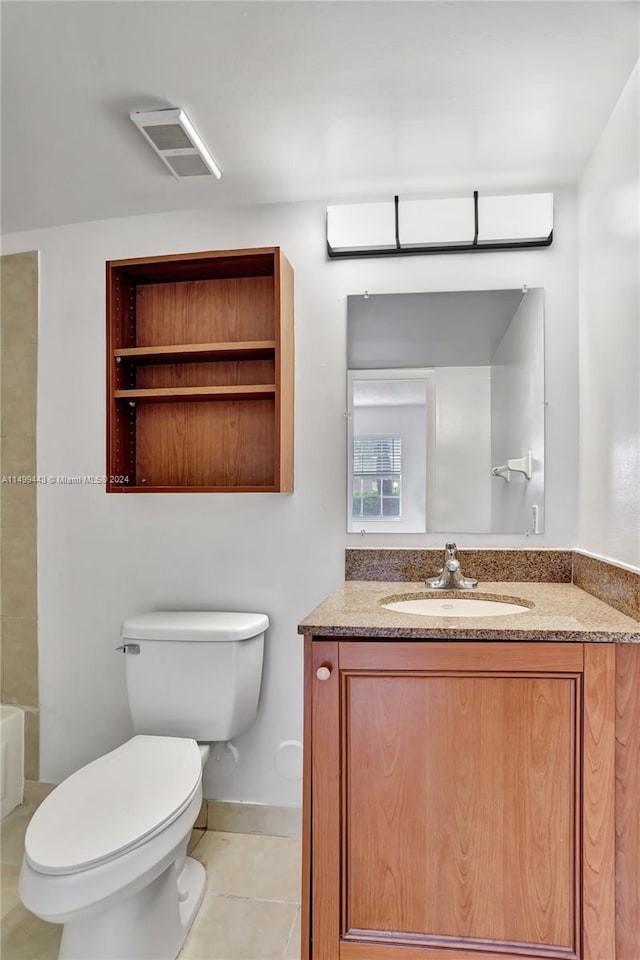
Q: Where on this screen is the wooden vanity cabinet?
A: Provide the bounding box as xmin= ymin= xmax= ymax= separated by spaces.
xmin=106 ymin=247 xmax=294 ymax=492
xmin=302 ymin=639 xmax=619 ymax=960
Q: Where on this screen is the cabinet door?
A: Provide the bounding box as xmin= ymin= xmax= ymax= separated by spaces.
xmin=309 ymin=641 xmax=615 ymax=960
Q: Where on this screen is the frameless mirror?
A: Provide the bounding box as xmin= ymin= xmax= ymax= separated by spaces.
xmin=347 ymin=288 xmax=545 ymax=534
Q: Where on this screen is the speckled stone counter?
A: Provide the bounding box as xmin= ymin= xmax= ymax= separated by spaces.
xmin=298 ymin=580 xmax=640 ymax=642
xmin=345 ymin=548 xmax=573 ymax=583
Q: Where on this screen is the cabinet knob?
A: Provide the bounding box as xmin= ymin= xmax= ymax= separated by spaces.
xmin=316 ymin=666 xmax=332 ymax=681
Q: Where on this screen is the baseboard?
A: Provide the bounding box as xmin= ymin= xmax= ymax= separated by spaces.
xmin=23 ymin=779 xmax=55 ymax=808
xmin=205 ymin=800 xmax=301 ymax=837
xmin=21 ymin=784 xmax=301 ymax=841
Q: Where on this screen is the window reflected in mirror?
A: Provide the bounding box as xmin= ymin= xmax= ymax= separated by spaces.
xmin=352 ymin=435 xmax=403 ymax=520
xmin=348 ymin=374 xmax=429 ymax=533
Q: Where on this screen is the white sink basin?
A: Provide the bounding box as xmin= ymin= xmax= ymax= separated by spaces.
xmin=381 ymin=597 xmax=531 ymax=617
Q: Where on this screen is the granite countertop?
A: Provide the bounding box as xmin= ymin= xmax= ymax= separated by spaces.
xmin=298 ymin=581 xmax=640 ymax=643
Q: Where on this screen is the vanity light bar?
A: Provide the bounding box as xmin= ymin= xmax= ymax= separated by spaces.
xmin=326 ymin=192 xmax=553 ymax=259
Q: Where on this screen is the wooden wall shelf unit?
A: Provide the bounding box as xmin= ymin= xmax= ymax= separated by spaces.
xmin=106 ymin=247 xmax=294 ymax=493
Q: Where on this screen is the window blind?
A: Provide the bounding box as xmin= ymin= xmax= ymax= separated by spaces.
xmin=353 ymin=436 xmax=402 ymax=476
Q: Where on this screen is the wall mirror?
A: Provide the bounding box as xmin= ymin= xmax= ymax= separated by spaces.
xmin=347 ymin=287 xmax=545 ymax=534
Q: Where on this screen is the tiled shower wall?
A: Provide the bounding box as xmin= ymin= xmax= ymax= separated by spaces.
xmin=1 ymin=251 xmax=39 ymax=780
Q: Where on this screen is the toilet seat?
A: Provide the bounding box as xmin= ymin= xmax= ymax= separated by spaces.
xmin=25 ymin=736 xmax=202 ymax=876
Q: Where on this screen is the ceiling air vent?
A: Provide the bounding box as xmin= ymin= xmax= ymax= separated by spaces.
xmin=130 ymin=108 xmax=222 ymax=180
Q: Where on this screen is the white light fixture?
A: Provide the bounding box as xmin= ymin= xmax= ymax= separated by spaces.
xmin=398 ymin=197 xmax=475 ymax=246
xmin=130 ymin=108 xmax=222 ymax=180
xmin=326 ymin=202 xmax=396 ymax=253
xmin=327 ymin=192 xmax=553 ymax=258
xmin=477 ymin=193 xmax=553 ymax=244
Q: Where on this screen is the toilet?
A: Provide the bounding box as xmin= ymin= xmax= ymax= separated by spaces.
xmin=19 ymin=611 xmax=267 ymax=960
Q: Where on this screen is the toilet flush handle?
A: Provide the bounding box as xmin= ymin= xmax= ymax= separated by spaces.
xmin=115 ymin=643 xmax=140 ymax=655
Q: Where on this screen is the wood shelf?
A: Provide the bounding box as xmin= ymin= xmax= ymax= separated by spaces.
xmin=114 ymin=340 xmax=276 ymax=364
xmin=109 ymin=484 xmax=280 ymax=494
xmin=106 ymin=246 xmax=294 ymax=492
xmin=114 ymin=385 xmax=276 ymax=403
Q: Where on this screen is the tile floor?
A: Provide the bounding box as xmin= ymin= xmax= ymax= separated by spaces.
xmin=1 ymin=805 xmax=301 ymax=960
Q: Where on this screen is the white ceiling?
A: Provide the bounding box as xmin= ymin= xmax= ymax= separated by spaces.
xmin=1 ymin=1 xmax=638 ymax=234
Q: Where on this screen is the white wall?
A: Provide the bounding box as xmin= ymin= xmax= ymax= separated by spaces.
xmin=491 ymin=289 xmax=545 ymax=534
xmin=433 ymin=367 xmax=492 ymax=533
xmin=1 ymin=186 xmax=579 ymax=802
xmin=578 ymin=64 xmax=640 ymax=571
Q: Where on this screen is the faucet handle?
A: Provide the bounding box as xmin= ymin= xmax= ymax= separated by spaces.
xmin=427 ymin=542 xmax=477 ymax=590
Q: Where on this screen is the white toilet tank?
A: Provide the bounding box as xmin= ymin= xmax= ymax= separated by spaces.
xmin=119 ymin=612 xmax=267 ymax=741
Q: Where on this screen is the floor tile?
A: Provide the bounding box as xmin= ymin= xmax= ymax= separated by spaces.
xmin=1 ymin=866 xmax=22 ymax=919
xmin=1 ymin=807 xmax=35 ymax=867
xmin=179 ymin=894 xmax=298 ymax=960
xmin=0 ymin=903 xmax=61 ymax=960
xmin=1 ymin=807 xmax=304 ymax=960
xmin=193 ymin=832 xmax=301 ymax=903
xmin=283 ymin=907 xmax=301 ymax=960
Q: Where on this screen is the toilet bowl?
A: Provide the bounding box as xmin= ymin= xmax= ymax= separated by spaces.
xmin=19 ymin=609 xmax=268 ymax=960
xmin=20 ymin=736 xmax=208 ymax=960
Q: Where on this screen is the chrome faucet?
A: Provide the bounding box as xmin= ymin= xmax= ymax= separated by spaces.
xmin=426 ymin=542 xmax=478 ymax=590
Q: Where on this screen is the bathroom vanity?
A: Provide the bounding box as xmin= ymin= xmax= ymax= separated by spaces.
xmin=298 ymin=579 xmax=640 ymax=960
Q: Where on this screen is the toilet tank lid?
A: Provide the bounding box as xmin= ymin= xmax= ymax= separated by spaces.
xmin=121 ymin=611 xmax=269 ymax=642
